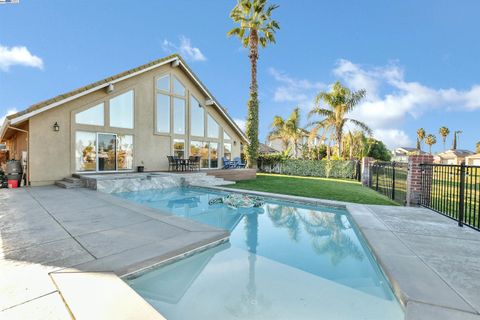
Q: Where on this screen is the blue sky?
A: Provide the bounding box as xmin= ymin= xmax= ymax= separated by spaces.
xmin=1 ymin=0 xmax=480 ymax=152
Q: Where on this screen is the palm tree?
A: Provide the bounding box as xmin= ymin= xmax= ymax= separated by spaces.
xmin=425 ymin=134 xmax=437 ymax=154
xmin=309 ymin=81 xmax=372 ymax=158
xmin=439 ymin=126 xmax=450 ymax=151
xmin=228 ymin=0 xmax=280 ymax=168
xmin=452 ymin=130 xmax=462 ymax=150
xmin=268 ymin=108 xmax=303 ymax=157
xmin=417 ymin=128 xmax=426 ymax=151
xmin=476 ymin=141 xmax=480 ymax=153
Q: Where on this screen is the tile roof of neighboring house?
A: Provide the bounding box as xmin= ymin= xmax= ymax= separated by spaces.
xmin=393 ymin=147 xmax=427 ymax=155
xmin=259 ymin=143 xmax=280 ymax=154
xmin=2 ymin=54 xmax=247 ymax=142
xmin=437 ymin=149 xmax=475 ymax=158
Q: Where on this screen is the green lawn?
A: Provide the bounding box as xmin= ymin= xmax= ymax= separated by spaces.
xmin=228 ymin=173 xmax=398 ymax=205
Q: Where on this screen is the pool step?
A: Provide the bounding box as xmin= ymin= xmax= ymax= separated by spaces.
xmin=55 ymin=177 xmax=86 ymax=189
xmin=183 ymin=173 xmax=235 ymax=187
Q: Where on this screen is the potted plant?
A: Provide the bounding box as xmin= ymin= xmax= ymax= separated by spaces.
xmin=137 ymin=161 xmax=145 ymax=172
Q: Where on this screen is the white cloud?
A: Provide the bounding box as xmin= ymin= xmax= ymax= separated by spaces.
xmin=234 ymin=118 xmax=246 ymax=131
xmin=0 ymin=108 xmax=18 ymax=124
xmin=373 ymin=129 xmax=412 ymax=149
xmin=162 ymin=36 xmax=206 ymax=62
xmin=333 ymin=59 xmax=480 ymax=131
xmin=269 ymin=68 xmax=325 ymax=109
xmin=269 ymin=59 xmax=480 ymax=149
xmin=0 ymin=45 xmax=43 ymax=71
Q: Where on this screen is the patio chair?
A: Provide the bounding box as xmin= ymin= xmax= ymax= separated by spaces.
xmin=188 ymin=156 xmax=201 ymax=171
xmin=167 ymin=156 xmax=179 ymax=172
xmin=233 ymin=157 xmax=246 ymax=168
xmin=222 ymin=157 xmax=235 ymax=169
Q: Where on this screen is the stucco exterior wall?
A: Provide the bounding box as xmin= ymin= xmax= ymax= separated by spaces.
xmin=27 ymin=63 xmax=244 ymax=185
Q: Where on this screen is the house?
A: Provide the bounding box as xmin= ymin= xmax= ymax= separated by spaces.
xmin=465 ymin=153 xmax=480 ymax=166
xmin=259 ymin=143 xmax=280 ymax=155
xmin=0 ymin=54 xmax=248 ymax=186
xmin=434 ymin=149 xmax=475 ymax=165
xmin=391 ymin=147 xmax=426 ymax=163
xmin=268 ymin=129 xmax=321 ymax=158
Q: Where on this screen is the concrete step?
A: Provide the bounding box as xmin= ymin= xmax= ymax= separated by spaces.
xmin=55 ymin=180 xmax=83 ymax=189
xmin=63 ymin=177 xmax=84 ymax=185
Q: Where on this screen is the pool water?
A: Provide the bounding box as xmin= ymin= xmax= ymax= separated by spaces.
xmin=117 ymin=187 xmax=404 ymax=320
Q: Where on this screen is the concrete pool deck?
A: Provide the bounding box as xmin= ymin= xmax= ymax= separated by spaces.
xmin=0 ymin=186 xmax=227 ymax=319
xmin=1 ymin=185 xmax=480 ymax=319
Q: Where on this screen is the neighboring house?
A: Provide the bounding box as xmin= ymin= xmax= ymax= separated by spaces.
xmin=465 ymin=153 xmax=480 ymax=166
xmin=434 ymin=149 xmax=475 ymax=165
xmin=259 ymin=143 xmax=280 ymax=155
xmin=268 ymin=129 xmax=321 ymax=158
xmin=391 ymin=147 xmax=426 ymax=163
xmin=0 ymin=54 xmax=247 ymax=186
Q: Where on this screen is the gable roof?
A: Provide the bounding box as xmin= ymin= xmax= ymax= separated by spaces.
xmin=2 ymin=54 xmax=248 ymax=142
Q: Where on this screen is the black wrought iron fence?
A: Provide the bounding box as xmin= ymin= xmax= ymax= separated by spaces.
xmin=369 ymin=162 xmax=408 ymax=205
xmin=419 ymin=163 xmax=480 ymax=230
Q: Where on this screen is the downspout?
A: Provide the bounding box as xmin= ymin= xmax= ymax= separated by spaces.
xmin=7 ymin=126 xmax=29 ymax=186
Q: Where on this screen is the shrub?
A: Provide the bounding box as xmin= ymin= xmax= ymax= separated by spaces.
xmin=258 ymin=157 xmax=358 ymax=179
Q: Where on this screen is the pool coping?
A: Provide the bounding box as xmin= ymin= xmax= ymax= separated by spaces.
xmin=203 ymin=185 xmax=480 ymax=320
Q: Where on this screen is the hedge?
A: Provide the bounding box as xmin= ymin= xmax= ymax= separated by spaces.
xmin=258 ymin=158 xmax=359 ymax=179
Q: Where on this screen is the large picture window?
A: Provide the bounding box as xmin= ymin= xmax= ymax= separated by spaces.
xmin=156 ymin=74 xmax=186 ymax=135
xmin=173 ymin=139 xmax=185 ymax=158
xmin=224 ymin=143 xmax=232 ymax=160
xmin=173 ymin=98 xmax=185 ymax=135
xmin=75 ymin=131 xmax=97 ymax=171
xmin=190 ymin=95 xmax=204 ymax=137
xmin=110 ymin=90 xmax=134 ymax=129
xmin=75 ymin=103 xmax=104 ymax=126
xmin=207 ymin=114 xmax=219 ymax=138
xmin=117 ymin=135 xmax=133 ymax=170
xmin=156 ymin=93 xmax=170 ymax=133
xmin=190 ymin=140 xmax=218 ymax=169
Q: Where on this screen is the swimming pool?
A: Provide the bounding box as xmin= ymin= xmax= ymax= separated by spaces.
xmin=117 ymin=187 xmax=404 ymax=319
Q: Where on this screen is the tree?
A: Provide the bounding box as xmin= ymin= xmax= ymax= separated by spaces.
xmin=416 ymin=137 xmax=421 ymax=150
xmin=228 ymin=0 xmax=280 ymax=168
xmin=452 ymin=130 xmax=462 ymax=150
xmin=309 ymin=81 xmax=372 ymax=158
xmin=268 ymin=108 xmax=302 ymax=158
xmin=439 ymin=126 xmax=450 ymax=151
xmin=417 ymin=128 xmax=426 ymax=151
xmin=366 ymin=138 xmax=391 ymax=161
xmin=476 ymin=141 xmax=480 ymax=154
xmin=425 ymin=134 xmax=437 ymax=154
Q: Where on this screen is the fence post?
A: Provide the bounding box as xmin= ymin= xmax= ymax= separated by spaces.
xmin=458 ymin=161 xmax=466 ymax=227
xmin=361 ymin=157 xmax=373 ymax=186
xmin=406 ymin=154 xmax=434 ymax=206
xmin=391 ymin=162 xmax=396 ymax=200
xmin=375 ymin=164 xmax=379 ymax=191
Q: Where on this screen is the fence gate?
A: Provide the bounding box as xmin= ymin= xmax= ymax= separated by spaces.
xmin=419 ymin=163 xmax=480 ymax=230
xmin=369 ymin=161 xmax=408 ymax=205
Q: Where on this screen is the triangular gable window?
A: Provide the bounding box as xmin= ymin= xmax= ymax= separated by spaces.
xmin=75 ymin=103 xmax=104 ymax=126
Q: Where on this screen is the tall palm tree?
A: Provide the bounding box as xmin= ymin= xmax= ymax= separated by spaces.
xmin=425 ymin=134 xmax=437 ymax=154
xmin=268 ymin=108 xmax=302 ymax=157
xmin=228 ymin=0 xmax=280 ymax=168
xmin=309 ymin=81 xmax=372 ymax=158
xmin=439 ymin=126 xmax=450 ymax=151
xmin=417 ymin=128 xmax=426 ymax=151
xmin=452 ymin=130 xmax=462 ymax=150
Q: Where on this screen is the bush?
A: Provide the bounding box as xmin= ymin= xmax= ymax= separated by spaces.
xmin=258 ymin=157 xmax=358 ymax=179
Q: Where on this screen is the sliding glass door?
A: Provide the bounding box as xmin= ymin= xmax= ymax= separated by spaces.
xmin=190 ymin=140 xmax=219 ymax=169
xmin=97 ymin=133 xmax=117 ymax=171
